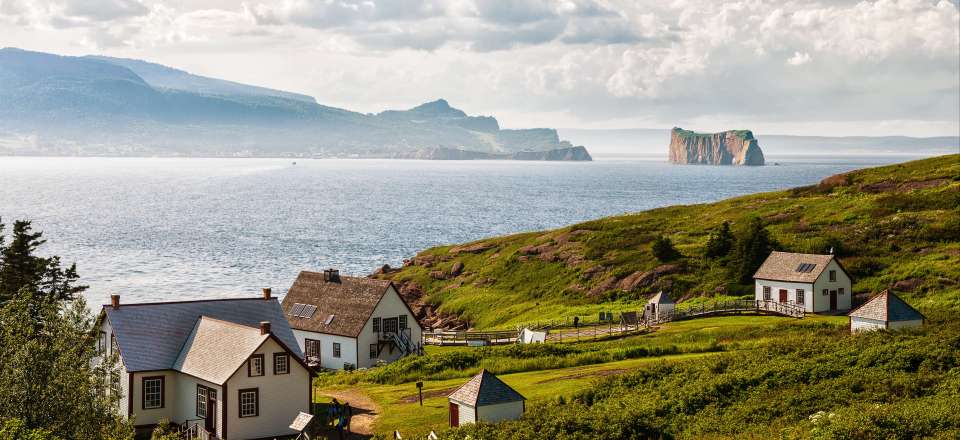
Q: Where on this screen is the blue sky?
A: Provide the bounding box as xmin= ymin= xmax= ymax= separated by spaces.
xmin=1 ymin=0 xmax=958 ymax=136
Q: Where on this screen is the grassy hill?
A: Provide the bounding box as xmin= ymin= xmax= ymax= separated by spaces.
xmin=378 ymin=155 xmax=960 ymax=329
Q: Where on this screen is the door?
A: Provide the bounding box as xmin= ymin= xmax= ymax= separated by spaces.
xmin=449 ymin=402 xmax=459 ymax=427
xmin=779 ymin=289 xmax=788 ymax=303
xmin=205 ymin=390 xmax=217 ymax=433
xmin=383 ymin=317 xmax=399 ymax=334
xmin=830 ymin=290 xmax=837 ymax=310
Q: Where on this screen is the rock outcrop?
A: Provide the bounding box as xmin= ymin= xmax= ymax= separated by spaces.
xmin=669 ymin=127 xmax=765 ymax=166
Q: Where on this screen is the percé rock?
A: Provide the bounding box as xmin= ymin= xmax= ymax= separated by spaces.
xmin=669 ymin=127 xmax=765 ymax=166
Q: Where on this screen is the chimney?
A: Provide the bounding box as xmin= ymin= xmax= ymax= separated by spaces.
xmin=323 ymin=268 xmax=340 ymax=283
xmin=111 ymin=294 xmax=120 ymax=309
xmin=262 ymin=287 xmax=272 ymax=300
xmin=260 ymin=321 xmax=271 ymax=335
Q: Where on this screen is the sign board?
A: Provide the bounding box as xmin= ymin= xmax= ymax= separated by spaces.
xmin=290 ymin=411 xmax=314 ymax=432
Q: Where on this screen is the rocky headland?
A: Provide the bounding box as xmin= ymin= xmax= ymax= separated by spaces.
xmin=669 ymin=127 xmax=765 ymax=166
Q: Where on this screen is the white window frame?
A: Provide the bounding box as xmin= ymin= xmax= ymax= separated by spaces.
xmin=333 ymin=342 xmax=341 ymax=358
xmin=273 ymin=352 xmax=289 ymax=375
xmin=796 ymin=289 xmax=805 ymax=305
xmin=762 ymin=286 xmax=771 ymax=301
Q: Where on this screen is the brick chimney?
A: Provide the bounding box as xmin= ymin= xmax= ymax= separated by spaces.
xmin=110 ymin=294 xmax=120 ymax=309
xmin=260 ymin=321 xmax=271 ymax=335
xmin=323 ymin=268 xmax=340 ymax=283
xmin=262 ymin=288 xmax=272 ymax=300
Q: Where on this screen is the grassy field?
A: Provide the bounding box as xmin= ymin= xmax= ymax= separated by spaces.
xmin=377 ymin=155 xmax=960 ymax=329
xmin=315 ymin=314 xmax=852 ymax=438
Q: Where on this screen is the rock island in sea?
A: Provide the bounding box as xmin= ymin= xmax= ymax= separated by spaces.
xmin=668 ymin=127 xmax=765 ymax=166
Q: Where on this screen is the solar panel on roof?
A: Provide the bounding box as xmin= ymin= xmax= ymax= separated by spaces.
xmin=324 ymin=314 xmax=335 ymax=325
xmin=301 ymin=304 xmax=318 ymax=319
xmin=290 ymin=303 xmax=306 ymax=316
xmin=795 ymin=263 xmax=817 ymax=273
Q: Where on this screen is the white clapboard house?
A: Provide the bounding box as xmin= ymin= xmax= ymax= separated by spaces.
xmin=753 ymin=251 xmax=853 ymax=312
xmin=282 ymin=269 xmax=423 ymax=370
xmin=849 ymin=290 xmax=925 ymax=333
xmin=95 ymin=290 xmax=314 ymax=440
xmin=448 ymin=370 xmax=526 ymax=427
xmin=643 ymin=291 xmax=675 ymax=322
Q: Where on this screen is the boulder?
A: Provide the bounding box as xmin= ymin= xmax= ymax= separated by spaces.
xmin=450 ymin=261 xmax=464 ymax=277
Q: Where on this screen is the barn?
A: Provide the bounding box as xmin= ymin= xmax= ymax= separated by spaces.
xmin=448 ymin=370 xmax=525 ymax=427
xmin=849 ymin=290 xmax=925 ymax=333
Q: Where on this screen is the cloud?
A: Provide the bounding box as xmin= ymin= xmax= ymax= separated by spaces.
xmin=787 ymin=51 xmax=812 ymax=66
xmin=62 ymin=0 xmax=148 ymax=21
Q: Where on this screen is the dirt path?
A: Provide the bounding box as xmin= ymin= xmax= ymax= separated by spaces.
xmin=319 ymin=388 xmax=380 ymax=438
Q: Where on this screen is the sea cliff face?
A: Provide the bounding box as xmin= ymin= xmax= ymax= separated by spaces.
xmin=669 ymin=128 xmax=765 ymax=166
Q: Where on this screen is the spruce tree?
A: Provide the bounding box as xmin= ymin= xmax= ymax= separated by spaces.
xmin=730 ymin=218 xmax=776 ymax=284
xmin=704 ymin=221 xmax=734 ymax=259
xmin=0 ymin=219 xmax=86 ymax=304
xmin=652 ymin=235 xmax=681 ymax=262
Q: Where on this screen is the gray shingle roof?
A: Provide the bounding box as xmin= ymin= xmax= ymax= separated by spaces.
xmin=648 ymin=291 xmax=674 ymax=304
xmin=448 ymin=370 xmax=525 ymax=407
xmin=172 ymin=316 xmax=269 ymax=385
xmin=753 ymin=251 xmax=838 ymax=283
xmin=103 ymin=297 xmax=302 ymax=372
xmin=849 ymin=290 xmax=925 ymax=322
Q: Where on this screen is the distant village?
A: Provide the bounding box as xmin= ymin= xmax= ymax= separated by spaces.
xmin=94 ymin=250 xmax=926 ymax=440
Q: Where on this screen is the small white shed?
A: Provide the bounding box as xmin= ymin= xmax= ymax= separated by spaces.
xmin=448 ymin=370 xmax=525 ymax=427
xmin=849 ymin=290 xmax=925 ymax=333
xmin=644 ymin=291 xmax=675 ymax=322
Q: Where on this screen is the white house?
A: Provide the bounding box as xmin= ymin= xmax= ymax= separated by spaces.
xmin=849 ymin=290 xmax=925 ymax=333
xmin=753 ymin=251 xmax=853 ymax=313
xmin=448 ymin=370 xmax=525 ymax=427
xmin=95 ymin=291 xmax=314 ymax=440
xmin=644 ymin=291 xmax=675 ymax=322
xmin=282 ymin=269 xmax=423 ymax=370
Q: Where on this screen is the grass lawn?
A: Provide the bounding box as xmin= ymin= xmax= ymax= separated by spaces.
xmin=315 ymin=313 xmax=851 ymax=437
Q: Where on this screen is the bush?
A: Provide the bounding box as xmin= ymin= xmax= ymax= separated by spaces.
xmin=652 ymin=236 xmax=681 ymax=262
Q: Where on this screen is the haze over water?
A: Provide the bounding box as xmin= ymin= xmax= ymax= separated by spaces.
xmin=0 ymin=155 xmax=923 ymax=307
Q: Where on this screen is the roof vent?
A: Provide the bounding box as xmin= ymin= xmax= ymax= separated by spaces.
xmin=323 ymin=268 xmax=340 ymax=283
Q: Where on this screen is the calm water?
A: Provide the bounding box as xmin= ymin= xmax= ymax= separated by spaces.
xmin=0 ymin=155 xmax=923 ymax=307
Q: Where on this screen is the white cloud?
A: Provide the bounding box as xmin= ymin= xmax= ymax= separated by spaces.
xmin=0 ymin=0 xmax=957 ymax=136
xmin=787 ymin=51 xmax=812 ymax=66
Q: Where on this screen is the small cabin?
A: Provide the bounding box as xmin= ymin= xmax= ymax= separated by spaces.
xmin=448 ymin=370 xmax=525 ymax=427
xmin=644 ymin=291 xmax=675 ymax=322
xmin=753 ymin=251 xmax=853 ymax=312
xmin=849 ymin=290 xmax=925 ymax=333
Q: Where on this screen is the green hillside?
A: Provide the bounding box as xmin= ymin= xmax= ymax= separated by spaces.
xmin=378 ymin=155 xmax=960 ymax=329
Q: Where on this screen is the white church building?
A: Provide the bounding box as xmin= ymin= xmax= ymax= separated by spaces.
xmin=753 ymin=251 xmax=853 ymax=313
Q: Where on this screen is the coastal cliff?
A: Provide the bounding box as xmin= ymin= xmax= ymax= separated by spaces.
xmin=669 ymin=128 xmax=765 ymax=166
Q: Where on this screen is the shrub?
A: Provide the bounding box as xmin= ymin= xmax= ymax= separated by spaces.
xmin=652 ymin=236 xmax=681 ymax=262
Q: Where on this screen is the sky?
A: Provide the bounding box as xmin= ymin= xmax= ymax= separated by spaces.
xmin=1 ymin=0 xmax=958 ymax=137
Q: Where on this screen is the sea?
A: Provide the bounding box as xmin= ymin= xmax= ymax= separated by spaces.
xmin=0 ymin=154 xmax=927 ymax=308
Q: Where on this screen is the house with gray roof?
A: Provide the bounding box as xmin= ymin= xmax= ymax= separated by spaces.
xmin=644 ymin=291 xmax=675 ymax=322
xmin=95 ymin=290 xmax=314 ymax=440
xmin=753 ymin=251 xmax=853 ymax=312
xmin=448 ymin=370 xmax=525 ymax=427
xmin=849 ymin=290 xmax=925 ymax=332
xmin=281 ymin=269 xmax=422 ymax=370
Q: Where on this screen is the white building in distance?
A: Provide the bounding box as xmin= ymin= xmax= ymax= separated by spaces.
xmin=282 ymin=269 xmax=422 ymax=370
xmin=849 ymin=290 xmax=925 ymax=333
xmin=753 ymin=251 xmax=853 ymax=312
xmin=448 ymin=370 xmax=526 ymax=427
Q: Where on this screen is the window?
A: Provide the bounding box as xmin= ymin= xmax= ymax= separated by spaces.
xmin=248 ymin=354 xmax=264 ymax=377
xmin=829 ymin=270 xmax=837 ymax=282
xmin=142 ymin=376 xmax=164 ymax=409
xmin=822 ymin=288 xmax=829 ymax=296
xmin=111 ymin=333 xmax=118 ymax=354
xmin=97 ymin=331 xmax=107 ymax=353
xmin=838 ymin=288 xmax=845 ymax=295
xmin=273 ymin=353 xmax=289 ymax=375
xmin=399 ymin=315 xmax=408 ymax=330
xmin=369 ymin=344 xmax=377 ymax=359
xmin=762 ymin=286 xmax=771 ymax=301
xmin=373 ymin=317 xmax=381 ymax=332
xmin=796 ymin=289 xmax=805 ymax=304
xmin=333 ymin=343 xmax=341 ymax=358
xmin=305 ymin=339 xmax=321 ymax=359
xmin=196 ymin=385 xmax=209 ymax=418
xmin=239 ymin=388 xmax=259 ymax=418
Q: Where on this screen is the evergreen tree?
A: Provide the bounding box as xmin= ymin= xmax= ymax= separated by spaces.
xmin=704 ymin=221 xmax=734 ymax=259
xmin=730 ymin=217 xmax=776 ymax=284
xmin=652 ymin=235 xmax=681 ymax=262
xmin=0 ymin=219 xmax=86 ymax=304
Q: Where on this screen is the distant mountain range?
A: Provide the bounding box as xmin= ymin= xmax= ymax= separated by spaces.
xmin=0 ymin=48 xmax=589 ymax=160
